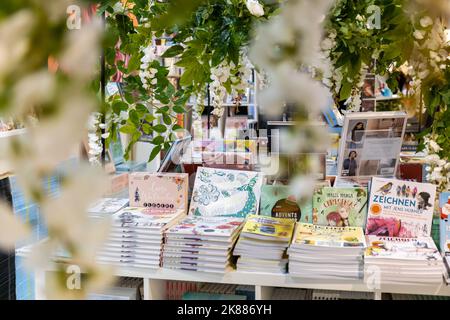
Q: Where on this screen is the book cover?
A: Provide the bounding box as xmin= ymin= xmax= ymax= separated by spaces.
xmin=165 ymin=216 xmax=243 ymax=238
xmin=365 ymin=236 xmax=442 ymax=261
xmin=337 ymin=111 xmax=407 ymax=178
xmin=260 ymin=185 xmax=312 ymax=223
xmin=241 ymin=215 xmax=295 ymax=241
xmin=189 ymin=167 xmax=263 ymax=217
xmin=88 ymin=198 xmax=129 ymax=214
xmin=366 ymin=177 xmax=436 ymax=238
xmin=112 ymin=207 xmax=184 ymax=229
xmin=312 ymin=187 xmax=368 ymax=227
xmin=129 ymin=172 xmax=188 ymax=212
xmin=440 ymin=192 xmax=450 ymax=253
xmin=291 ymin=223 xmax=366 ymax=248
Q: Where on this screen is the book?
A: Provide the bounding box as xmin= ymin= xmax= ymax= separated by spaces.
xmin=312 ymin=187 xmax=368 ymax=227
xmin=165 ymin=216 xmax=244 ymax=238
xmin=129 ymin=172 xmax=188 ymax=212
xmin=241 ymin=215 xmax=295 ymax=242
xmin=337 ymin=111 xmax=407 ymax=179
xmin=365 ymin=236 xmax=442 ymax=262
xmin=259 ymin=185 xmax=312 ymax=223
xmin=189 ymin=167 xmax=263 ymax=217
xmin=112 ymin=207 xmax=185 ymax=230
xmin=88 ymin=198 xmax=129 ymax=214
xmin=440 ymin=192 xmax=450 ymax=253
xmin=366 ymin=177 xmax=436 ymax=238
xmin=290 ymin=223 xmax=366 ymax=249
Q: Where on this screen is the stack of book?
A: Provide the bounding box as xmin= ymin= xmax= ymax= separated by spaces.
xmin=234 ymin=215 xmax=295 ymax=273
xmin=162 ymin=216 xmax=244 ymax=273
xmin=97 ymin=207 xmax=185 ymax=269
xmin=288 ymin=223 xmax=366 ymax=280
xmin=364 ymin=236 xmax=444 ymax=285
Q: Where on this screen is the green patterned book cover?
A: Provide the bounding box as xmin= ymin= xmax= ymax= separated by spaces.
xmin=312 ymin=187 xmax=368 ymax=227
xmin=260 ymin=185 xmax=312 ymax=223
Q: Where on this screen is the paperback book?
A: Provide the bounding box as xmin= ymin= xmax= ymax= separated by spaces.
xmin=241 ymin=215 xmax=295 ymax=242
xmin=366 ymin=177 xmax=436 ymax=238
xmin=129 ymin=172 xmax=188 ymax=212
xmin=440 ymin=192 xmax=450 ymax=253
xmin=290 ymin=223 xmax=366 ymax=249
xmin=189 ymin=167 xmax=263 ymax=217
xmin=88 ymin=198 xmax=129 ymax=215
xmin=260 ymin=185 xmax=312 ymax=223
xmin=312 ymin=187 xmax=368 ymax=227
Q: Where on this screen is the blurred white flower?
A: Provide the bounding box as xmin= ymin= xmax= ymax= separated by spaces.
xmin=59 ymin=19 xmax=102 ymax=80
xmin=0 ymin=202 xmax=31 ymax=250
xmin=413 ymin=30 xmax=425 ymax=40
xmin=246 ymin=0 xmax=264 ymax=17
xmin=420 ymin=16 xmax=433 ymax=28
xmin=429 ymin=140 xmax=442 ymax=153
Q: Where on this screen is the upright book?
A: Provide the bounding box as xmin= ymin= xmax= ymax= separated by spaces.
xmin=129 ymin=172 xmax=188 ymax=212
xmin=366 ymin=177 xmax=436 ymax=238
xmin=440 ymin=192 xmax=450 ymax=253
xmin=260 ymin=185 xmax=312 ymax=223
xmin=189 ymin=167 xmax=263 ymax=217
xmin=312 ymin=187 xmax=368 ymax=228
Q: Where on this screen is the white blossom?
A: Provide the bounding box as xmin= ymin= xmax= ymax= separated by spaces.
xmin=246 ymin=0 xmax=264 ymax=17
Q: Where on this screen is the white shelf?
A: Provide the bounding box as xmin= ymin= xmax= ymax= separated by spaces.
xmin=112 ymin=266 xmax=450 ymax=297
xmin=17 ymin=246 xmax=450 ymax=300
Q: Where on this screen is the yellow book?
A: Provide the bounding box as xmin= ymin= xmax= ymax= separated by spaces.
xmin=291 ymin=223 xmax=366 ymax=248
xmin=241 ymin=215 xmax=295 ymax=242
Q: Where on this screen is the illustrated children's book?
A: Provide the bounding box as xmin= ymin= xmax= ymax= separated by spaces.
xmin=365 ymin=236 xmax=442 ymax=262
xmin=366 ymin=177 xmax=436 ymax=238
xmin=260 ymin=185 xmax=312 ymax=223
xmin=165 ymin=216 xmax=244 ymax=238
xmin=129 ymin=173 xmax=188 ymax=212
xmin=240 ymin=215 xmax=295 ymax=242
xmin=112 ymin=207 xmax=185 ymax=230
xmin=440 ymin=192 xmax=450 ymax=253
xmin=189 ymin=167 xmax=263 ymax=217
xmin=312 ymin=187 xmax=368 ymax=228
xmin=291 ymin=223 xmax=366 ymax=248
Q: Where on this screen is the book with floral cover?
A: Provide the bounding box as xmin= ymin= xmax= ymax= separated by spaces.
xmin=129 ymin=172 xmax=188 ymax=212
xmin=189 ymin=167 xmax=263 ymax=217
xmin=366 ymin=177 xmax=436 ymax=238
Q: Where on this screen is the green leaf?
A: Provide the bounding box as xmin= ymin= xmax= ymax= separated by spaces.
xmin=112 ymin=101 xmax=128 ymax=114
xmin=172 ymin=124 xmax=183 ymax=131
xmin=340 ymin=81 xmax=352 ymax=101
xmin=152 ymin=135 xmax=165 ymax=145
xmin=163 ymin=114 xmax=172 ymax=125
xmin=161 ymin=45 xmax=185 ymax=58
xmin=129 ymin=110 xmax=140 ymax=125
xmin=153 ymin=124 xmax=167 ymax=133
xmin=173 ymin=105 xmax=186 ymax=114
xmin=145 ymin=114 xmax=156 ymax=122
xmin=119 ymin=124 xmax=136 ymax=134
xmin=149 ymin=145 xmax=162 ymax=162
xmin=142 ymin=124 xmax=153 ymax=135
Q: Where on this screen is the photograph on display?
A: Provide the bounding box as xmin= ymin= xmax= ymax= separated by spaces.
xmin=337 ymin=112 xmax=407 ymax=179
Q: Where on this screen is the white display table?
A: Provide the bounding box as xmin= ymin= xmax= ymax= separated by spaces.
xmin=17 ymin=247 xmax=450 ymax=300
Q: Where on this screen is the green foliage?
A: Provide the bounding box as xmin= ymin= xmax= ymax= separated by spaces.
xmin=325 ymin=0 xmax=414 ymax=102
xmin=99 ymin=0 xmax=278 ymax=162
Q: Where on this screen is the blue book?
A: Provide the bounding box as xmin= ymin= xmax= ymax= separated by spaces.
xmin=439 ymin=192 xmax=450 ymax=253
